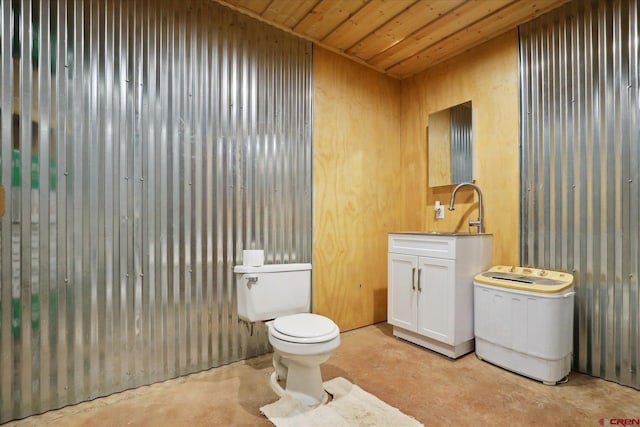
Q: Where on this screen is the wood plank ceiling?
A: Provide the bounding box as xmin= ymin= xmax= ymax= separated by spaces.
xmin=213 ymin=0 xmax=570 ymax=79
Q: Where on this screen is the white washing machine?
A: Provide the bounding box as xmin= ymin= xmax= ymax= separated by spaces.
xmin=473 ymin=266 xmax=574 ymax=385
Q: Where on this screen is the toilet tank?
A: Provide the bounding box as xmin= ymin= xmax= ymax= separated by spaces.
xmin=233 ymin=263 xmax=312 ymax=322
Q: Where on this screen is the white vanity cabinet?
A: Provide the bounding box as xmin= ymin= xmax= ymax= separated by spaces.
xmin=388 ymin=232 xmax=492 ymax=358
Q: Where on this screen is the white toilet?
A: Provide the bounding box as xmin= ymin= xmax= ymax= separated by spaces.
xmin=233 ymin=263 xmax=340 ymax=406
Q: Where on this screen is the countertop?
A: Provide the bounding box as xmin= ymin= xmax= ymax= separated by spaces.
xmin=389 ymin=231 xmax=492 ymax=236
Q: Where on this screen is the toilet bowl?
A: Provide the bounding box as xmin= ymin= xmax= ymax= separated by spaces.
xmin=267 ymin=313 xmax=340 ymax=406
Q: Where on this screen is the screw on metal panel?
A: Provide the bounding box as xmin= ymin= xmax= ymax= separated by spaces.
xmin=64 ymin=171 xmax=68 ymax=176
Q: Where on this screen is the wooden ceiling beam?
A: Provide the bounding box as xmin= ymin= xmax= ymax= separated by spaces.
xmin=368 ymin=0 xmax=514 ymax=69
xmin=213 ymin=0 xmax=571 ymax=79
xmin=386 ymin=0 xmax=572 ymax=78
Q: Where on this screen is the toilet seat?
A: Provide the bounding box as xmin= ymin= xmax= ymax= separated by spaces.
xmin=271 ymin=313 xmax=339 ymax=344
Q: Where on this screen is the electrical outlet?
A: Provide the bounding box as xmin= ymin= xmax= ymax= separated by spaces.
xmin=435 ymin=201 xmax=445 ymax=219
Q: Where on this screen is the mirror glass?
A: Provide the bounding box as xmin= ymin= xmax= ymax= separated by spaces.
xmin=428 ymin=101 xmax=473 ymax=187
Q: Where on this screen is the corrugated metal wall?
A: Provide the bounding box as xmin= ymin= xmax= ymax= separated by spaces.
xmin=519 ymin=0 xmax=639 ymax=389
xmin=0 ymin=0 xmax=312 ymax=421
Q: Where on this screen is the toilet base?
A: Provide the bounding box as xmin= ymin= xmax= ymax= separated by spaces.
xmin=269 ymin=372 xmax=329 ymax=407
xmin=270 ymin=353 xmax=329 ymax=407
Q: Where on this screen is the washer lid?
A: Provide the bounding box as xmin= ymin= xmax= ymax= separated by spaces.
xmin=272 ymin=313 xmax=339 ymax=341
xmin=474 ymin=265 xmax=573 ymax=293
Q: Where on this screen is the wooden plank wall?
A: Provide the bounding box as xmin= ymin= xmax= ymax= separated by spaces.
xmin=400 ymin=30 xmax=520 ymax=266
xmin=312 ymin=47 xmax=402 ymax=332
xmin=313 ymin=31 xmax=520 ymax=330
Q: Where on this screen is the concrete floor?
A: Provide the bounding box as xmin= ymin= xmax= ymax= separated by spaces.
xmin=4 ymin=323 xmax=638 ymax=426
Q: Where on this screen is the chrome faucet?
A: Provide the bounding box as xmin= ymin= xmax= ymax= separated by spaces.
xmin=448 ymin=182 xmax=484 ymax=233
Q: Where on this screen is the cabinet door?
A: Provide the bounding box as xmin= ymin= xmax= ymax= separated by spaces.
xmin=417 ymin=257 xmax=455 ymax=344
xmin=388 ymin=253 xmax=418 ymax=331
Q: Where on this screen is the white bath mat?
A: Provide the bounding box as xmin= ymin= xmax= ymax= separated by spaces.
xmin=260 ymin=377 xmax=423 ymax=427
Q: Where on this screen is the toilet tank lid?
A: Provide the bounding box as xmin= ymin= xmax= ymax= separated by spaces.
xmin=233 ymin=263 xmax=312 ymax=274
